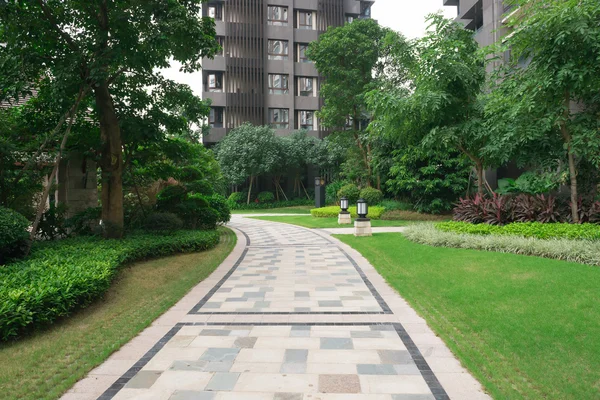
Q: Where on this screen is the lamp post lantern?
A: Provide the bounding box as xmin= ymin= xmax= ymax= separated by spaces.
xmin=354 ymin=198 xmax=372 ymax=236
xmin=338 ymin=196 xmax=351 ymax=225
xmin=314 ymin=176 xmax=326 ymax=208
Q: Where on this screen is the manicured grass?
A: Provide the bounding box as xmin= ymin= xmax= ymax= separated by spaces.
xmin=336 ymin=233 xmax=600 ymax=399
xmin=232 ymin=206 xmax=313 ymax=214
xmin=250 ymin=215 xmax=408 ymax=229
xmin=0 ymin=228 xmax=236 ymax=400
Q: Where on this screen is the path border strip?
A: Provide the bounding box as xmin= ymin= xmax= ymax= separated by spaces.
xmin=188 ymin=221 xmax=392 ymax=315
xmin=97 ymin=322 xmax=449 ymax=400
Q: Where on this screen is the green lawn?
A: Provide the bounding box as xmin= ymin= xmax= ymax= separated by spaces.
xmin=0 ymin=229 xmax=236 ymax=400
xmin=336 ymin=233 xmax=600 ymax=400
xmin=232 ymin=206 xmax=313 ymax=214
xmin=250 ymin=215 xmax=408 ymax=229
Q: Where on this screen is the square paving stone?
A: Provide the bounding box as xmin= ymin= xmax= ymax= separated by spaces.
xmin=169 ymin=391 xmax=215 ymax=400
xmin=200 ymin=348 xmax=240 ymax=362
xmin=284 ymin=349 xmax=308 ymax=363
xmin=199 ymin=329 xmax=230 ymax=336
xmin=205 ymin=372 xmax=240 ymax=391
xmin=319 ymin=374 xmax=361 ymax=393
xmin=320 ymin=338 xmax=354 ymax=350
xmin=357 ymin=364 xmax=397 ymax=375
xmin=234 ymin=337 xmax=257 ymax=349
xmin=378 ymin=350 xmax=412 ymax=364
xmin=274 ymin=393 xmax=303 ymax=400
xmin=318 ymin=301 xmax=343 ymax=307
xmin=124 ymin=371 xmax=162 ymax=389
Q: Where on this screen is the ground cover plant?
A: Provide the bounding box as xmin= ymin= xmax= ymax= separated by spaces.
xmin=437 ymin=221 xmax=600 ymax=240
xmin=0 ymin=229 xmax=235 ymax=400
xmin=0 ymin=230 xmax=220 ymax=341
xmin=250 ymin=216 xmax=407 ymax=229
xmin=337 ymin=233 xmax=600 ymax=399
xmin=404 ymin=223 xmax=600 ymax=266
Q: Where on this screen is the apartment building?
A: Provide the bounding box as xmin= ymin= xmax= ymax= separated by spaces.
xmin=202 ymin=0 xmax=374 ymax=146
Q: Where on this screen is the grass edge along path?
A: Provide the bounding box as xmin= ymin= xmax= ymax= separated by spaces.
xmin=250 ymin=215 xmax=408 ymax=229
xmin=0 ymin=228 xmax=236 ymax=400
xmin=336 ymin=233 xmax=600 ymax=400
xmin=232 ymin=205 xmax=312 ymax=214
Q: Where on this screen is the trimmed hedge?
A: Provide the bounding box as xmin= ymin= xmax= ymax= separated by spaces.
xmin=311 ymin=206 xmax=386 ymax=220
xmin=228 ymin=199 xmax=313 ymax=211
xmin=359 ymin=187 xmax=384 ymax=206
xmin=403 ymin=224 xmax=600 ymax=266
xmin=337 ymin=184 xmax=360 ymax=204
xmin=437 ymin=221 xmax=600 ymax=241
xmin=0 ymin=230 xmax=220 ymax=341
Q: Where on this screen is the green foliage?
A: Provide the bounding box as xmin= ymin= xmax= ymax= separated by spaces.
xmin=337 ymin=184 xmax=361 ymax=204
xmin=360 ymin=187 xmax=384 ymax=205
xmin=0 ymin=207 xmax=30 ymax=265
xmin=257 ymin=192 xmax=275 ymax=203
xmin=497 ymin=172 xmax=564 ymax=196
xmin=142 ymin=213 xmax=183 ymax=235
xmin=404 ymin=223 xmax=600 ymax=266
xmin=65 ymin=207 xmax=102 ymax=237
xmin=0 ymin=230 xmax=220 ymax=341
xmin=228 ymin=199 xmax=313 ymax=211
xmin=326 ymin=180 xmax=347 ymax=205
xmin=379 ymin=199 xmax=413 ymax=212
xmin=387 ymin=146 xmax=471 ymax=214
xmin=36 ymin=204 xmax=68 ymax=240
xmin=156 ymin=185 xmax=188 ymax=213
xmin=310 ymin=206 xmax=386 ymax=220
xmin=228 ymin=192 xmax=246 ymax=204
xmin=437 ymin=221 xmax=600 ymax=241
xmin=206 ymin=194 xmax=231 ymax=225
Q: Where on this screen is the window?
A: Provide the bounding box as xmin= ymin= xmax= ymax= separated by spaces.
xmin=216 ymin=36 xmax=224 ymax=56
xmin=345 ymin=14 xmax=357 ymax=24
xmin=268 ymin=6 xmax=288 ymax=26
xmin=208 ymin=4 xmax=223 ymax=20
xmin=297 ymin=10 xmax=315 ymax=29
xmin=268 ymin=74 xmax=289 ymax=95
xmin=269 ymin=108 xmax=289 ymax=129
xmin=268 ymin=40 xmax=289 ymax=60
xmin=297 ymin=43 xmax=310 ymax=63
xmin=207 ymin=72 xmax=223 ymax=92
xmin=297 ymin=77 xmax=315 ymax=97
xmin=209 ymin=108 xmax=224 ymax=128
xmin=297 ymin=111 xmax=315 ymax=130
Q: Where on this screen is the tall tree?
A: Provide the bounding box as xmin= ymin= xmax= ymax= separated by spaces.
xmin=0 ymin=1 xmax=219 ymax=237
xmin=307 ymin=19 xmax=405 ymax=187
xmin=486 ymin=0 xmax=600 ymax=222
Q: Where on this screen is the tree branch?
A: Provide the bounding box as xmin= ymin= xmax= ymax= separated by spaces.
xmin=35 ymin=0 xmax=81 ymax=53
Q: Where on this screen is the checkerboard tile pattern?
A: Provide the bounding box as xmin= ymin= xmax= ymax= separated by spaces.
xmin=111 ymin=325 xmax=436 ymax=400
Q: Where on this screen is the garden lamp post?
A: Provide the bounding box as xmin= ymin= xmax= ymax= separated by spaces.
xmin=354 ymin=198 xmax=372 ymax=236
xmin=314 ymin=176 xmax=326 ymax=208
xmin=338 ymin=196 xmax=351 ymax=225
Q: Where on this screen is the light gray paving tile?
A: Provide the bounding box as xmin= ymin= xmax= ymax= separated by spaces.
xmin=351 ymin=331 xmax=383 ymax=338
xmin=234 ymin=337 xmax=258 ymax=349
xmin=393 ymin=364 xmax=422 ymax=375
xmin=204 ymin=372 xmax=240 ymax=391
xmin=124 ymin=371 xmax=162 ymax=389
xmin=280 ymin=363 xmax=307 ymax=374
xmin=274 ymin=393 xmax=303 ymax=400
xmin=199 ymin=329 xmax=230 ymax=336
xmin=200 ymin=348 xmax=240 ymax=363
xmin=357 ymin=364 xmax=397 ymax=375
xmin=169 ymin=391 xmax=216 ymax=400
xmin=318 ymin=301 xmax=343 ymax=307
xmin=391 ymin=395 xmax=436 ymax=400
xmin=284 ymin=349 xmax=308 ymax=363
xmin=378 ymin=350 xmax=413 ymax=364
xmin=320 ymin=338 xmax=354 ymax=350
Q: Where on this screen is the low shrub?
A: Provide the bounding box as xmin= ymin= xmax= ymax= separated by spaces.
xmin=379 ymin=199 xmax=413 ymax=212
xmin=176 ymin=194 xmax=211 ymax=229
xmin=0 ymin=230 xmax=221 ymax=341
xmin=404 ymin=223 xmax=600 ymax=266
xmin=0 ymin=207 xmax=29 ymax=265
xmin=310 ymin=206 xmax=386 ymax=220
xmin=142 ymin=212 xmax=183 ymax=234
xmin=207 ymin=194 xmax=231 ymax=224
xmin=228 ymin=199 xmax=313 ymax=211
xmin=437 ymin=221 xmax=600 ymax=241
xmin=227 ymin=192 xmax=247 ymax=204
xmin=257 ymin=191 xmax=275 ymax=203
xmin=156 ymin=185 xmax=188 ymax=212
xmin=326 ymin=180 xmax=347 ymax=205
xmin=381 ymin=210 xmax=450 ymax=222
xmin=65 ymin=207 xmax=102 ymax=236
xmin=360 ymin=187 xmax=384 ymax=206
xmin=337 ymin=184 xmax=360 ymax=204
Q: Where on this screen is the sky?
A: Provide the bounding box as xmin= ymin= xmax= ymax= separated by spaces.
xmin=161 ymin=0 xmax=458 ymax=97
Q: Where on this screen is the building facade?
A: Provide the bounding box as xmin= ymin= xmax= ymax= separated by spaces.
xmin=201 ymin=0 xmax=374 ymax=146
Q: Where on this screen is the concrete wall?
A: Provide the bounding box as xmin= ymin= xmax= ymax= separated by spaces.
xmin=56 ymin=152 xmax=98 ymax=217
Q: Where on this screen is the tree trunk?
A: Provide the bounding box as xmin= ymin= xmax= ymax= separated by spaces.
xmin=247 ymin=176 xmax=254 ymax=205
xmin=476 ymin=162 xmax=484 ymax=197
xmin=560 ymin=90 xmax=579 ymax=223
xmin=94 ymin=81 xmax=124 ymax=238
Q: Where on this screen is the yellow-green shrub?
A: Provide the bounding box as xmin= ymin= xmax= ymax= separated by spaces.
xmin=311 ymin=206 xmax=386 ymax=220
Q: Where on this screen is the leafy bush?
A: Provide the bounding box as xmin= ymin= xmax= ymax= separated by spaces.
xmin=36 ymin=204 xmax=69 ymax=240
xmin=337 ymin=183 xmax=360 ymax=204
xmin=227 ymin=192 xmax=248 ymax=204
xmin=175 ymin=194 xmax=211 ymax=229
xmin=326 ymin=180 xmax=347 ymax=205
xmin=437 ymin=221 xmax=600 ymax=240
xmin=379 ymin=199 xmax=413 ymax=211
xmin=360 ymin=187 xmax=383 ymax=205
xmin=156 ymin=185 xmax=188 ymax=212
xmin=404 ymin=223 xmax=600 ymax=266
xmin=65 ymin=207 xmax=102 ymax=236
xmin=387 ymin=146 xmax=471 ymax=214
xmin=497 ymin=171 xmax=563 ymax=195
xmin=227 ymin=199 xmax=313 ymax=210
xmin=0 ymin=207 xmax=29 ymax=265
xmin=142 ymin=212 xmax=183 ymax=234
xmin=257 ymin=191 xmax=275 ymax=203
xmin=185 ymin=180 xmax=214 ymax=195
xmin=206 ymin=194 xmax=231 ymax=224
xmin=0 ymin=230 xmax=220 ymax=341
xmin=310 ymin=206 xmax=386 ymax=220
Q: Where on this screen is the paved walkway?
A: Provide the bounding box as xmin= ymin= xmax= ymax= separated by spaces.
xmin=62 ymin=216 xmax=490 ymax=400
